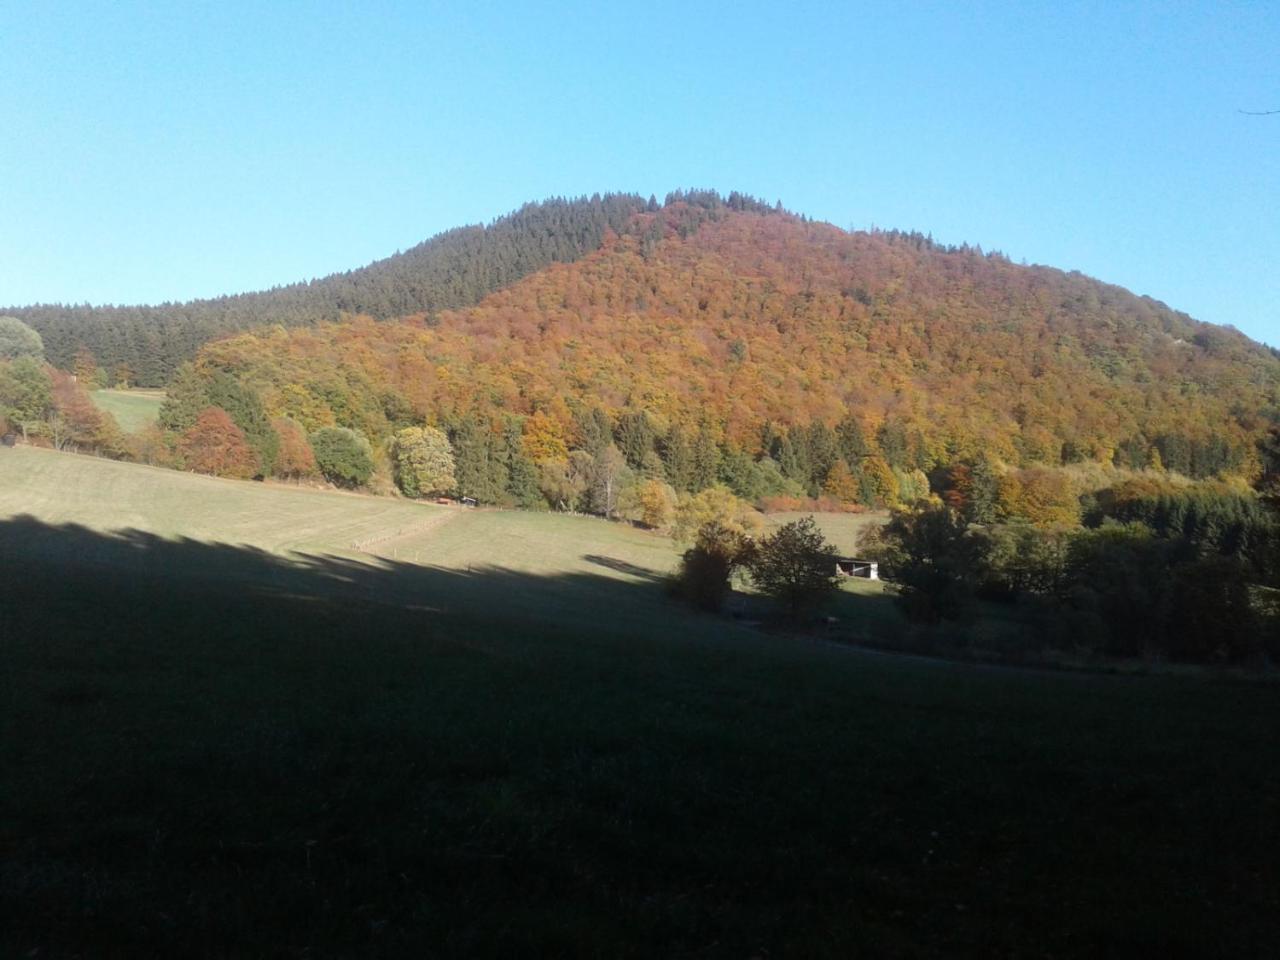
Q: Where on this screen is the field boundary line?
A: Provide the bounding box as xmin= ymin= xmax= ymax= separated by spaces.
xmin=352 ymin=507 xmax=460 ymax=553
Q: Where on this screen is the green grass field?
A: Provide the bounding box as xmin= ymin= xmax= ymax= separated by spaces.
xmin=0 ymin=446 xmax=444 ymax=554
xmin=2 ymin=447 xmax=1278 ymax=956
xmin=88 ymin=387 xmax=165 ymax=433
xmin=764 ymin=509 xmax=886 ymax=554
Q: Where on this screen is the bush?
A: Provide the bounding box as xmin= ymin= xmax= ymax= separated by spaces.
xmin=676 ymin=521 xmax=755 ymax=612
xmin=623 ymin=478 xmax=678 ymax=530
xmin=311 ymin=427 xmax=374 ymax=488
xmin=672 ymin=485 xmax=763 ymax=543
xmin=747 ymin=516 xmax=840 ymax=620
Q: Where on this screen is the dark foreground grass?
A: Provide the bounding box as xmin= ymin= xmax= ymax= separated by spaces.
xmin=2 ymin=519 xmax=1278 ymax=957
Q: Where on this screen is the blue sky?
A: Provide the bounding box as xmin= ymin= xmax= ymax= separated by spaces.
xmin=1 ymin=2 xmax=1277 ymax=343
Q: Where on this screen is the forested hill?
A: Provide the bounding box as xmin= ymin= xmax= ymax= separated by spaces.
xmin=7 ymin=191 xmax=780 ymax=386
xmin=198 ymin=207 xmax=1280 ymax=474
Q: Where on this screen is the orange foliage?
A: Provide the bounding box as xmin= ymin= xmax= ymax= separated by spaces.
xmin=180 ymin=408 xmax=258 ymax=479
xmin=273 ymin=417 xmax=317 ymax=478
xmin=193 ymin=213 xmax=1275 ymax=474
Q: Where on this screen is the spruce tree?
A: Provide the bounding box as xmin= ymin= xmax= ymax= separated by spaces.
xmin=836 ymin=414 xmax=869 ymax=464
xmin=452 ymin=416 xmax=506 ymax=503
xmin=503 ymin=419 xmax=543 ymax=508
xmin=615 ymin=410 xmax=655 ymax=470
xmin=691 ymin=425 xmax=721 ymax=492
xmin=661 ymin=425 xmax=695 ymax=492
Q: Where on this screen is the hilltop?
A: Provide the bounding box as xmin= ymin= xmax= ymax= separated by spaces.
xmin=195 ymin=199 xmax=1278 ymax=475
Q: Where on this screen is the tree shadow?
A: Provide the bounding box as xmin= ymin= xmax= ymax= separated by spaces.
xmin=4 ymin=512 xmax=638 ymax=602
xmin=581 ymin=553 xmax=666 ymax=583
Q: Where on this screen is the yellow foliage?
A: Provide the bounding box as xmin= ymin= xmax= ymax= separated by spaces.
xmin=672 ymin=485 xmax=764 ymax=544
xmin=523 ymin=410 xmax=569 ymax=462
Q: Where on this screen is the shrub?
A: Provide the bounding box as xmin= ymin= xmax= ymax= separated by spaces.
xmin=747 ymin=516 xmax=840 ymax=620
xmin=624 ymin=477 xmax=678 ymax=529
xmin=677 ymin=521 xmax=756 ymax=611
xmin=673 ymin=485 xmax=763 ymax=543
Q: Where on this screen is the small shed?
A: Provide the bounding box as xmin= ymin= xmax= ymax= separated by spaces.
xmin=460 ymin=496 xmax=478 ymax=507
xmin=835 ymin=557 xmax=878 ymax=580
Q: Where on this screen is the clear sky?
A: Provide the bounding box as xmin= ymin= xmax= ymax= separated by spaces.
xmin=1 ymin=2 xmax=1277 ymax=342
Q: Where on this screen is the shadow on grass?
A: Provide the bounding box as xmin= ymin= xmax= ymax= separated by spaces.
xmin=581 ymin=553 xmax=667 ymax=583
xmin=1 ymin=513 xmax=687 ymax=644
xmin=2 ymin=516 xmax=1279 ymax=958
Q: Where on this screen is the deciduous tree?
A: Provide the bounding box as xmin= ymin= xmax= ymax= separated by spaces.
xmin=179 ymin=408 xmax=258 ymax=479
xmin=393 ymin=425 xmax=456 ymax=498
xmin=0 ymin=316 xmax=43 ymax=361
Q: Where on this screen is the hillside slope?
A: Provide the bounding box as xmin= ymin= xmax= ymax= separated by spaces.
xmin=4 ymin=193 xmax=685 ymax=385
xmin=4 ymin=446 xmax=1278 ymax=956
xmin=197 ymin=207 xmax=1280 ymax=471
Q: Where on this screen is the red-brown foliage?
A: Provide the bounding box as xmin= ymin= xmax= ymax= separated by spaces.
xmin=193 ymin=213 xmax=1278 ymax=474
xmin=179 ymin=408 xmax=258 ymax=478
xmin=272 ymin=417 xmax=317 ymax=478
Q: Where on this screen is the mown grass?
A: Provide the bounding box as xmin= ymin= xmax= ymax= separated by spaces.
xmin=764 ymin=509 xmax=887 ymax=554
xmin=0 ymin=446 xmax=442 ymax=555
xmin=2 ymin=449 xmax=1278 ymax=956
xmin=88 ymin=388 xmax=166 ymax=433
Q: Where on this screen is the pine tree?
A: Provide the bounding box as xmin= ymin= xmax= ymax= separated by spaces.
xmin=577 ymin=405 xmax=613 ymax=456
xmin=204 ymin=372 xmax=278 ymax=476
xmin=805 ymin=421 xmax=838 ymax=490
xmin=776 ymin=433 xmax=807 ymax=487
xmin=157 ymin=364 xmax=209 ymax=433
xmin=876 ymin=419 xmax=910 ymax=470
